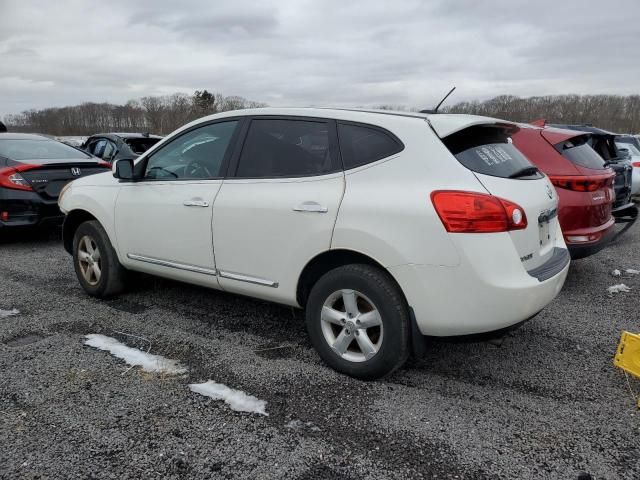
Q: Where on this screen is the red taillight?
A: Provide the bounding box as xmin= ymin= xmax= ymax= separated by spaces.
xmin=430 ymin=190 xmax=528 ymax=233
xmin=0 ymin=164 xmax=41 ymax=191
xmin=549 ymin=174 xmax=614 ymax=192
xmin=98 ymin=161 xmax=111 ymax=168
xmin=632 ymin=161 xmax=640 ymax=168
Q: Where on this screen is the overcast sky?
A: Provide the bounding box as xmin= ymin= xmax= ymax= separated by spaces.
xmin=1 ymin=0 xmax=639 ymax=115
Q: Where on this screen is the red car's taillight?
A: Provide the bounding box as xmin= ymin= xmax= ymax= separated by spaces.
xmin=431 ymin=190 xmax=528 ymax=233
xmin=0 ymin=164 xmax=41 ymax=191
xmin=549 ymin=174 xmax=614 ymax=192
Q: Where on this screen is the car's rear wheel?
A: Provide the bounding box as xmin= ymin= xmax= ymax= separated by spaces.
xmin=73 ymin=220 xmax=126 ymax=298
xmin=305 ymin=264 xmax=410 ymax=379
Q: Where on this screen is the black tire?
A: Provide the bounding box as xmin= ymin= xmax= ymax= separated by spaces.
xmin=305 ymin=264 xmax=410 ymax=380
xmin=72 ymin=220 xmax=127 ymax=298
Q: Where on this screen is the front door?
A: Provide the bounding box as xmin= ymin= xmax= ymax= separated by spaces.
xmin=212 ymin=117 xmax=345 ymax=304
xmin=115 ymin=120 xmax=241 ymax=287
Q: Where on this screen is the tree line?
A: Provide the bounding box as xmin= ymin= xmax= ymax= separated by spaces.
xmin=4 ymin=93 xmax=640 ymax=136
xmin=3 ymin=90 xmax=266 ymax=136
xmin=441 ymin=94 xmax=640 ymax=133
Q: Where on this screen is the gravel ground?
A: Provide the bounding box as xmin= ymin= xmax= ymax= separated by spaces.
xmin=1 ymin=224 xmax=639 ymax=479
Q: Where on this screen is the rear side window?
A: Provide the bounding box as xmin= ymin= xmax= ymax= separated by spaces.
xmin=126 ymin=138 xmax=161 ymax=155
xmin=556 ymin=136 xmax=605 ymax=170
xmin=443 ymin=126 xmax=541 ymax=179
xmin=236 ymin=119 xmax=335 ymax=178
xmin=338 ymin=123 xmax=403 ymax=169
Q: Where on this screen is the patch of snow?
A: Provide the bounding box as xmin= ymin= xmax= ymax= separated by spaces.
xmin=84 ymin=334 xmax=187 ymax=374
xmin=189 ymin=380 xmax=268 ymax=416
xmin=607 ymin=284 xmax=631 ymax=294
xmin=625 ymin=269 xmax=639 ymax=275
xmin=611 ymin=269 xmax=621 ymax=277
xmin=0 ymin=308 xmax=19 ymax=318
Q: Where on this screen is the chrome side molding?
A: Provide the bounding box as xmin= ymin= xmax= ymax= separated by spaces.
xmin=126 ymin=254 xmax=218 ymax=276
xmin=218 ymin=270 xmax=279 ymax=288
xmin=126 ymin=254 xmax=278 ymax=287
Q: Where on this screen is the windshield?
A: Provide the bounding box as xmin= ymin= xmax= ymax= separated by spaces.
xmin=443 ymin=125 xmax=542 ymax=179
xmin=0 ymin=139 xmax=90 ymax=160
xmin=557 ymin=137 xmax=606 ymax=170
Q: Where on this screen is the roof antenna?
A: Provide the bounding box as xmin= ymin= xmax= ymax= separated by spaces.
xmin=419 ymin=86 xmax=456 ymax=114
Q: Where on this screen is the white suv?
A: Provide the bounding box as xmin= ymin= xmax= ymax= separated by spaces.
xmin=59 ymin=108 xmax=569 ymax=379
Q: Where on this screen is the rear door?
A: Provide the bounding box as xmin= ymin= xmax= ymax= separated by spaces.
xmin=434 ymin=120 xmax=561 ymax=271
xmin=546 ymin=133 xmax=614 ymax=229
xmin=212 ymin=117 xmax=344 ymax=305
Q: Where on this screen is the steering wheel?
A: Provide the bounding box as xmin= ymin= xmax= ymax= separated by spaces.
xmin=184 ymin=158 xmax=212 ymax=178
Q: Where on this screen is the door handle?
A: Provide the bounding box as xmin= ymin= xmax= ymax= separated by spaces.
xmin=293 ymin=201 xmax=328 ymax=213
xmin=183 ymin=199 xmax=209 ymax=207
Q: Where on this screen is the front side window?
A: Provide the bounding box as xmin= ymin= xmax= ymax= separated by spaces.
xmin=338 ymin=123 xmax=403 ymax=169
xmin=102 ymin=141 xmax=117 ymax=161
xmin=236 ymin=119 xmax=334 ymax=178
xmin=143 ymin=121 xmax=238 ymax=180
xmin=91 ymin=140 xmax=107 ymax=158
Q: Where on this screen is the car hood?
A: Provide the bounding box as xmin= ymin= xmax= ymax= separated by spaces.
xmin=68 ymin=169 xmax=117 ymax=187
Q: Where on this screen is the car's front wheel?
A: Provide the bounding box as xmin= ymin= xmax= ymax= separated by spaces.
xmin=305 ymin=264 xmax=410 ymax=379
xmin=72 ymin=220 xmax=127 ymax=298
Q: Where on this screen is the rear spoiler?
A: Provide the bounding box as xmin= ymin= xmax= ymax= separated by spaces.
xmin=427 ymin=115 xmax=519 ymax=138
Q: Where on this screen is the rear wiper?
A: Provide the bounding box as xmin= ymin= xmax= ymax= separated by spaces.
xmin=509 ymin=166 xmax=540 ymax=179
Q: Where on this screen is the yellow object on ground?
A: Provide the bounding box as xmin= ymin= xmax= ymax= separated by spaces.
xmin=614 ymin=331 xmax=640 ymax=378
xmin=615 ymin=331 xmax=640 ymax=408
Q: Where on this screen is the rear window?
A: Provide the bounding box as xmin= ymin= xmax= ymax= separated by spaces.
xmin=125 ymin=138 xmax=161 ymax=155
xmin=443 ymin=126 xmax=541 ymax=179
xmin=0 ymin=139 xmax=90 ymax=160
xmin=556 ymin=136 xmax=605 ymax=170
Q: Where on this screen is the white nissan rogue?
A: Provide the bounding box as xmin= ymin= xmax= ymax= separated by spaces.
xmin=58 ymin=108 xmax=569 ymax=379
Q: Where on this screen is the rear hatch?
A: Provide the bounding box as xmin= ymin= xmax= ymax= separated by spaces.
xmin=16 ymin=158 xmax=109 ymax=202
xmin=430 ymin=117 xmax=561 ymax=272
xmin=542 ymin=131 xmax=614 ymax=229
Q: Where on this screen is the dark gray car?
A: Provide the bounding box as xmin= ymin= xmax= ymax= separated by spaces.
xmin=81 ymin=133 xmax=162 ymax=164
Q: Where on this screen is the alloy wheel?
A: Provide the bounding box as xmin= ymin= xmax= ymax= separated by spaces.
xmin=320 ymin=289 xmax=384 ymax=363
xmin=77 ymin=235 xmax=102 ymax=286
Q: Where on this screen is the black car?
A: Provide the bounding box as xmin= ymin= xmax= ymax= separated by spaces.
xmin=548 ymin=124 xmax=636 ymax=220
xmin=81 ymin=132 xmax=162 ymax=163
xmin=0 ymin=133 xmax=110 ymax=229
xmin=615 ymin=134 xmax=640 ymax=152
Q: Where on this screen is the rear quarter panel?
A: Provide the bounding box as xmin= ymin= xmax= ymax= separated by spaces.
xmin=332 ymin=118 xmax=486 ymax=267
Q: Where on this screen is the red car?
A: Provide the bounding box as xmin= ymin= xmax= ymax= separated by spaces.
xmin=511 ymin=124 xmax=615 ymax=259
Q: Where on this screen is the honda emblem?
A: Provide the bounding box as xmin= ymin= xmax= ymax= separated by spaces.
xmin=71 ymin=167 xmax=81 ymax=176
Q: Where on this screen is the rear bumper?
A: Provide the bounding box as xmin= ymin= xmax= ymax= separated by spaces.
xmin=388 ymin=230 xmax=569 ymax=337
xmin=564 ymin=219 xmax=616 ymax=260
xmin=0 ymin=188 xmax=63 ymax=229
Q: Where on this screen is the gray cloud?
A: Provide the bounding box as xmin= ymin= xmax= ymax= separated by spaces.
xmin=1 ymin=0 xmax=639 ymax=116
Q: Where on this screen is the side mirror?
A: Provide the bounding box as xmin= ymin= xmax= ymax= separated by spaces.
xmin=112 ymin=158 xmax=135 ymax=180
